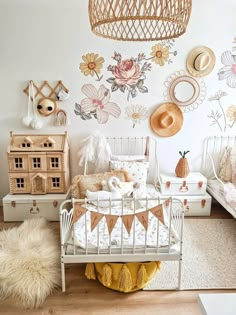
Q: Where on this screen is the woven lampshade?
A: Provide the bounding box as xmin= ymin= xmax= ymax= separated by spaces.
xmin=88 ymin=0 xmax=192 ymax=41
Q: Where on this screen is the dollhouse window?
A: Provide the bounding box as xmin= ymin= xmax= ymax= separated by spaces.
xmin=16 ymin=178 xmax=24 ymax=188
xmin=51 ymin=157 xmax=59 ymax=168
xmin=20 ymin=137 xmax=33 ymax=148
xmin=15 ymin=157 xmax=23 ymax=168
xmin=52 ymin=177 xmax=60 ymax=187
xmin=43 ymin=142 xmax=53 ymax=148
xmin=22 ymin=143 xmax=31 ymax=148
xmin=42 ymin=137 xmax=55 ymax=148
xmin=32 ymin=157 xmax=41 ymax=168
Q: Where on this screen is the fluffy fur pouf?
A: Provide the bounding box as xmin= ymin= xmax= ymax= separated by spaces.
xmin=0 ymin=218 xmax=60 ymax=308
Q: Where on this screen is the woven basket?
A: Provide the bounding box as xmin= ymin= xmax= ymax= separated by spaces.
xmin=89 ymin=0 xmax=192 ymax=41
xmin=175 ymin=157 xmax=190 ymax=178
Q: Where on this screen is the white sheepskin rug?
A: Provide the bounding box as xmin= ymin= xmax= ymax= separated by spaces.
xmin=0 ymin=218 xmax=60 ymax=308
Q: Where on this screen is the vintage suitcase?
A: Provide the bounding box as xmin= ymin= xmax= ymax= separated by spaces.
xmin=2 ymin=193 xmax=68 ymax=221
xmin=169 ymin=192 xmax=212 ymax=216
xmin=159 ymin=172 xmax=207 ymax=196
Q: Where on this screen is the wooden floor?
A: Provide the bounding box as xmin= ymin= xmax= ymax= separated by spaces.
xmin=0 ymin=202 xmax=235 ymax=315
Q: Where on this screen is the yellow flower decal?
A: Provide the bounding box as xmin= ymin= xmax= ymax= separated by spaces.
xmin=80 ymin=53 xmax=104 ymax=81
xmin=226 ymin=105 xmax=236 ymax=128
xmin=150 ymin=44 xmax=169 ymax=66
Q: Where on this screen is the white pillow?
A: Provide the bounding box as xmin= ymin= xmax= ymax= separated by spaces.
xmin=102 ymin=179 xmax=135 ymax=196
xmin=110 ymin=160 xmax=149 ymax=185
xmin=111 ymin=155 xmax=146 ymax=161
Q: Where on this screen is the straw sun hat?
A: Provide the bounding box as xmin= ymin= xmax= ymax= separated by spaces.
xmin=186 ymin=46 xmax=216 ymax=77
xmin=150 ymin=102 xmax=183 ymax=137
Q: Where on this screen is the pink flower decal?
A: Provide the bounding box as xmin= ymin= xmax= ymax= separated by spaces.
xmin=218 ymin=50 xmax=236 ymax=88
xmin=107 ymin=52 xmax=151 ymax=101
xmin=113 ymin=59 xmax=142 ymax=86
xmin=74 ymin=84 xmax=121 ymax=124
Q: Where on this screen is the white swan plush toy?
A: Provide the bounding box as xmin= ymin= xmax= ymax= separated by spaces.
xmin=86 ymin=176 xmax=122 ymax=207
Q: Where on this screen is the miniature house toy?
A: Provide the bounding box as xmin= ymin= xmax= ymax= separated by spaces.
xmin=7 ymin=131 xmax=70 ymax=194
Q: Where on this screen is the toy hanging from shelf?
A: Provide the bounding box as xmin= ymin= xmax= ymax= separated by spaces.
xmin=23 ymin=80 xmax=70 ymax=126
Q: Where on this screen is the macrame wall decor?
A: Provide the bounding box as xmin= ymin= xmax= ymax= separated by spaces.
xmin=88 ymin=0 xmax=192 ymax=41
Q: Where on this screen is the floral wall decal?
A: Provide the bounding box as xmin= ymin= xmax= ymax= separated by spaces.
xmin=107 ymin=52 xmax=151 ymax=101
xmin=226 ymin=105 xmax=236 ymax=128
xmin=125 ymin=104 xmax=149 ymax=128
xmin=233 ymin=36 xmax=236 ymax=52
xmin=148 ymin=40 xmax=177 ymax=66
xmin=218 ymin=38 xmax=236 ymax=88
xmin=80 ymin=53 xmax=104 ymax=81
xmin=208 ymin=90 xmax=236 ymax=131
xmin=74 ymin=84 xmax=121 ymax=124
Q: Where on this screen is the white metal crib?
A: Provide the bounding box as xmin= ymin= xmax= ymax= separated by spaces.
xmin=59 ymin=136 xmax=184 ymax=292
xmin=202 ymin=135 xmax=236 ymax=218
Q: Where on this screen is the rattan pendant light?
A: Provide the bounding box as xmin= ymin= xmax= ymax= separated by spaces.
xmin=89 ymin=0 xmax=192 ymax=41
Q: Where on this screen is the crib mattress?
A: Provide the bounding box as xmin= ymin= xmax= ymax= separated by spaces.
xmin=67 ymin=185 xmax=180 ymax=253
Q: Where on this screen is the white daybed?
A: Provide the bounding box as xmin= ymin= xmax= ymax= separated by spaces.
xmin=202 ymin=135 xmax=236 ymax=219
xmin=59 ymin=137 xmax=184 ymax=292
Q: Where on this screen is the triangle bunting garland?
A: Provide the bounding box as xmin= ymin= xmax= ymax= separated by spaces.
xmin=91 ymin=212 xmax=104 ymax=232
xmin=72 ymin=202 xmax=165 ymax=233
xmin=122 ymin=214 xmax=134 ymax=235
xmin=105 ymin=215 xmax=119 ymax=234
xmin=73 ymin=203 xmax=87 ymax=223
xmin=149 ymin=204 xmax=164 ymax=225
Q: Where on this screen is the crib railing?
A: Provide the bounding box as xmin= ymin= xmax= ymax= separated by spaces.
xmin=202 ymin=135 xmax=236 ymax=180
xmin=60 ymin=197 xmax=184 ymax=256
xmin=60 ymin=196 xmax=184 ymax=292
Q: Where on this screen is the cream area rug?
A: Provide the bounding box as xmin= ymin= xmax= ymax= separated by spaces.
xmin=0 ymin=218 xmax=60 ymax=308
xmin=144 ymin=219 xmax=236 ymax=290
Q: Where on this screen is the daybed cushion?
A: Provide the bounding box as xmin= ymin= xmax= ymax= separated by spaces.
xmin=71 ymin=170 xmax=130 ymax=198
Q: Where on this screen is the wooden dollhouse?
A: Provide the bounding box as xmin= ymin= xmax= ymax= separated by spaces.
xmin=7 ymin=131 xmax=70 ymax=194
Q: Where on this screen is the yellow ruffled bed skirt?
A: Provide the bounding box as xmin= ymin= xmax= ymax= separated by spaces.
xmin=85 ymin=261 xmax=161 ymax=293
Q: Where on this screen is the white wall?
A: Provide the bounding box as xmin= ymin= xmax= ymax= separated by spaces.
xmin=0 ymin=0 xmax=235 ymax=199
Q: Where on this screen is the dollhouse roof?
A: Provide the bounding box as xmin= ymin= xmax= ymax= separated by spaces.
xmin=8 ymin=132 xmax=68 ymax=152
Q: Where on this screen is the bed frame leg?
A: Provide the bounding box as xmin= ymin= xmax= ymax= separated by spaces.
xmin=61 ymin=258 xmax=66 ymax=292
xmin=177 ymin=254 xmax=183 ymax=290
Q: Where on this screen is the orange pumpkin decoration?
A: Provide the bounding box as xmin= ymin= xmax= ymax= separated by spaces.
xmin=175 ymin=151 xmax=190 ymax=178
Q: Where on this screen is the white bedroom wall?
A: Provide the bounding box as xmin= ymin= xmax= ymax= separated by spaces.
xmin=0 ymin=0 xmax=235 ymax=200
